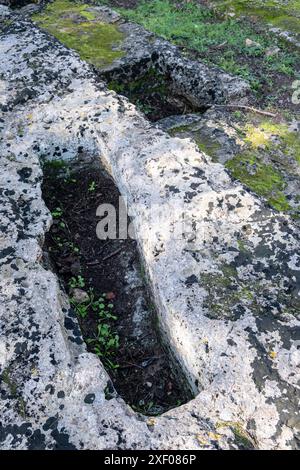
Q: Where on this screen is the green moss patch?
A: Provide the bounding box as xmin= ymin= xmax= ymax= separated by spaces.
xmin=1 ymin=367 xmax=27 ymax=417
xmin=32 ymin=0 xmax=125 ymax=67
xmin=166 ymin=114 xmax=299 ymax=214
xmin=117 ymin=0 xmax=266 ymax=54
xmin=217 ymin=421 xmax=257 ymax=449
xmin=0 ymin=19 xmax=13 ymax=32
xmin=244 ymin=121 xmax=286 ymax=148
xmin=1 ymin=367 xmax=18 ymax=397
xmin=243 ymin=120 xmax=300 ymax=164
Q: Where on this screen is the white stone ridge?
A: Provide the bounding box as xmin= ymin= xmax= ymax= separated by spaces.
xmin=0 ymin=9 xmax=299 ymax=450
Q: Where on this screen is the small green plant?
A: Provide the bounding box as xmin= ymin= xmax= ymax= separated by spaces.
xmin=67 ymin=241 xmax=80 ymax=253
xmin=233 ymin=110 xmax=242 ymax=119
xmin=92 ymin=295 xmax=117 ymax=320
xmin=70 ymin=300 xmax=89 ymax=318
xmin=71 ymin=289 xmax=117 ymax=319
xmin=65 ymin=177 xmax=77 ymax=184
xmin=87 ymin=323 xmax=119 ymax=365
xmin=135 ymin=99 xmax=154 ymax=115
xmin=53 ymin=236 xmax=63 ymax=248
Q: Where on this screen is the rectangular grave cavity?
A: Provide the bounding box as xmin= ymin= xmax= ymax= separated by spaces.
xmin=42 ymin=158 xmax=193 ymax=416
xmin=31 ymin=1 xmax=250 ymax=122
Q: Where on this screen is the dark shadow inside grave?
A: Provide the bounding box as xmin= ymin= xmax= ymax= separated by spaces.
xmin=42 ymin=158 xmax=193 ymax=415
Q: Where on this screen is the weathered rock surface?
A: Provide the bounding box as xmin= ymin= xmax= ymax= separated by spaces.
xmin=0 ymin=5 xmax=299 ymax=450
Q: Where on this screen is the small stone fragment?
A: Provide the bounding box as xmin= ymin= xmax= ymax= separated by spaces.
xmin=71 ymin=288 xmax=89 ymax=303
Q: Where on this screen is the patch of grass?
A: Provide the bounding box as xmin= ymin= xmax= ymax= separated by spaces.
xmin=265 ymin=51 xmax=298 ymax=75
xmin=118 ymin=0 xmax=263 ymax=53
xmin=216 ymin=54 xmax=262 ymax=90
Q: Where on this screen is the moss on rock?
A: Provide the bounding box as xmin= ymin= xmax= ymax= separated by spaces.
xmin=226 ymin=152 xmax=290 ymax=211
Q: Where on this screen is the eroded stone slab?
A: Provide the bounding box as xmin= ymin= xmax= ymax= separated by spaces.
xmin=0 ymin=6 xmax=299 ymax=450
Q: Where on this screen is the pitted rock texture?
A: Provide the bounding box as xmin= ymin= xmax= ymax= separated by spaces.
xmin=0 ymin=6 xmax=299 ymax=450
